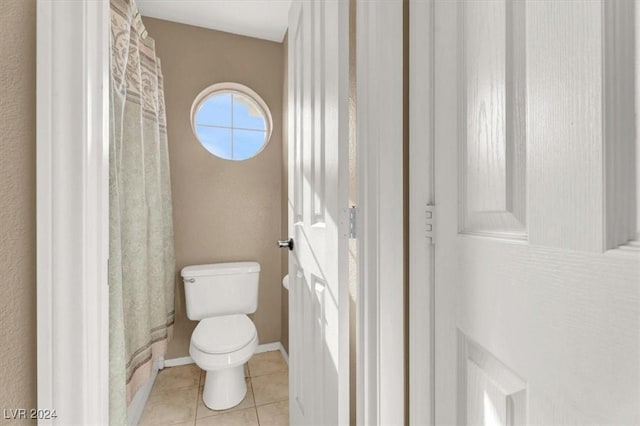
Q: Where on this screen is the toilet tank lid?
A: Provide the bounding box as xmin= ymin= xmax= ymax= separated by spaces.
xmin=181 ymin=262 xmax=260 ymax=278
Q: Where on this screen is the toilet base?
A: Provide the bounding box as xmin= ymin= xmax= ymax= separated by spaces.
xmin=202 ymin=364 xmax=247 ymax=410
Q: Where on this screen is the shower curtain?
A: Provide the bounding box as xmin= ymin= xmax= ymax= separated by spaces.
xmin=109 ymin=0 xmax=176 ymax=424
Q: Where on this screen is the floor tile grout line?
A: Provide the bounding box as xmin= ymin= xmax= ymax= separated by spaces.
xmin=254 ymin=406 xmax=259 ymax=426
xmin=193 ymin=382 xmax=198 ymax=426
xmin=248 ymin=370 xmax=288 ymax=379
xmin=147 ymin=383 xmax=201 ymax=402
xmin=191 ymin=380 xmax=199 ymax=426
xmin=254 ymin=399 xmax=289 ymax=408
xmin=249 ymin=377 xmax=256 ymax=408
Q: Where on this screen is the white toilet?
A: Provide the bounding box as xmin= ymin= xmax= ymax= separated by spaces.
xmin=182 ymin=262 xmax=260 ymax=410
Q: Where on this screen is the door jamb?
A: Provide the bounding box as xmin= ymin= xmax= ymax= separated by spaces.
xmin=408 ymin=0 xmax=435 ymax=425
xmin=36 ymin=0 xmax=110 ymax=424
xmin=356 ymin=0 xmax=405 ymax=424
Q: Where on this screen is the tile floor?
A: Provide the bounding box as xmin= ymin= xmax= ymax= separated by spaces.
xmin=139 ymin=351 xmax=289 ymax=426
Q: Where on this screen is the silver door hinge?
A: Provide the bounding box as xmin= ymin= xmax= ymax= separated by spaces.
xmin=344 ymin=206 xmax=359 ymax=239
xmin=425 ymin=204 xmax=435 ymax=244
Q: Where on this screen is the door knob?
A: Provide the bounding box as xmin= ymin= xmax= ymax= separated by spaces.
xmin=277 ymin=238 xmax=294 ymax=251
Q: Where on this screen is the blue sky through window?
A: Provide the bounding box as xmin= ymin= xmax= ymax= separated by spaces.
xmin=195 ymin=93 xmax=231 ymax=127
xmin=194 ymin=91 xmax=268 ymax=160
xmin=196 ymin=126 xmax=232 ymax=159
xmin=233 ymin=96 xmax=266 ymax=131
xmin=233 ymin=129 xmax=266 ymax=160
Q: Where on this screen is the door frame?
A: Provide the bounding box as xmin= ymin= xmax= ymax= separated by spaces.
xmin=36 ymin=1 xmax=408 ymax=425
xmin=356 ymin=0 xmax=406 ymax=424
xmin=408 ymin=0 xmax=435 ymax=425
xmin=36 ymin=0 xmax=110 ymax=424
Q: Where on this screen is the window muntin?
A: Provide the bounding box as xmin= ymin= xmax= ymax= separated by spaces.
xmin=191 ymin=83 xmax=272 ymax=161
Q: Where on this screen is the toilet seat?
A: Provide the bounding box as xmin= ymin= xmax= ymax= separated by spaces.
xmin=189 ymin=314 xmax=258 ymax=371
xmin=192 ymin=314 xmax=256 ymax=354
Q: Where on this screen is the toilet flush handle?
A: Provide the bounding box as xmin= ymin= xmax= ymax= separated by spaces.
xmin=277 ymin=238 xmax=294 ymax=251
xmin=184 ymin=277 xmax=195 ymax=283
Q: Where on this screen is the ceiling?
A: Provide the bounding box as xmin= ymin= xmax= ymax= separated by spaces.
xmin=136 ymin=0 xmax=291 ymax=42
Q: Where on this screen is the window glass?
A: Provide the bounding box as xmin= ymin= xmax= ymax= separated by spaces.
xmin=191 ymin=84 xmax=272 ymax=161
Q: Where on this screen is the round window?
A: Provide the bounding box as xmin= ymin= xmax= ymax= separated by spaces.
xmin=191 ymin=83 xmax=273 ymax=161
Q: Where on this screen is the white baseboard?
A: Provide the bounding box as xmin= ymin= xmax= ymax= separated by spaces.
xmin=255 ymin=342 xmax=289 ymax=364
xmin=277 ymin=343 xmax=289 ymax=365
xmin=164 ymin=356 xmax=194 ymax=368
xmin=254 ymin=342 xmax=282 ymax=354
xmin=127 ymin=360 xmax=161 ymax=426
xmin=162 ymin=342 xmax=289 ymax=367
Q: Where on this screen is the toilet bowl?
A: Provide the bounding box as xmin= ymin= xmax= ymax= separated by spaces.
xmin=190 ymin=315 xmax=259 ymax=409
xmin=182 ymin=262 xmax=260 ymax=410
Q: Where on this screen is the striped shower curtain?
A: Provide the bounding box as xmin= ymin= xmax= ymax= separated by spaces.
xmin=109 ymin=0 xmax=176 ymax=424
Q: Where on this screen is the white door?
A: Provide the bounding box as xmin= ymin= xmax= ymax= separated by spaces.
xmin=286 ymin=0 xmax=349 ymax=425
xmin=429 ymin=1 xmax=640 ymax=425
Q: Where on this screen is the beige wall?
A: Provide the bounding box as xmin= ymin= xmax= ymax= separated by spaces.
xmin=142 ymin=18 xmax=285 ymax=358
xmin=0 ymin=0 xmax=37 ymax=421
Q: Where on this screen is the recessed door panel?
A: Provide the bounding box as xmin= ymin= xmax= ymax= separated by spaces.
xmin=459 ymin=0 xmax=526 ymax=239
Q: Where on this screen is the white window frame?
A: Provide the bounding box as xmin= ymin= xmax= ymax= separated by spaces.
xmin=190 ymin=82 xmax=273 ymax=161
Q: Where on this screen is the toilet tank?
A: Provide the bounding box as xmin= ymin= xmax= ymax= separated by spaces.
xmin=181 ymin=262 xmax=260 ymax=321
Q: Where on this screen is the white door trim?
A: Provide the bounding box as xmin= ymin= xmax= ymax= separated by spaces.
xmin=409 ymin=0 xmax=435 ymax=425
xmin=36 ymin=1 xmax=408 ymax=425
xmin=356 ymin=0 xmax=405 ymax=424
xmin=36 ymin=0 xmax=110 ymax=424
